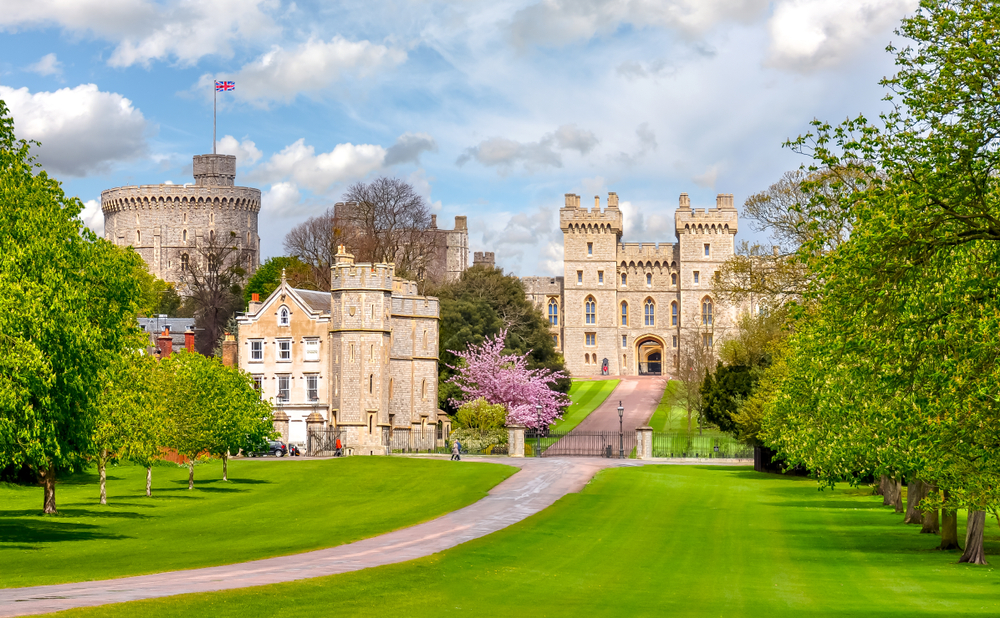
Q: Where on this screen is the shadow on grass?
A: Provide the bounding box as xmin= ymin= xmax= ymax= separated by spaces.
xmin=0 ymin=508 xmax=152 ymax=520
xmin=0 ymin=518 xmax=129 ymax=545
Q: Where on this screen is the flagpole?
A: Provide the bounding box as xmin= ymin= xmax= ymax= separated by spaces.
xmin=213 ymin=82 xmax=217 ymax=155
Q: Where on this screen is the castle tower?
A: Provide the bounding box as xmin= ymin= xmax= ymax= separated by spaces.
xmin=560 ymin=193 xmax=624 ymax=376
xmin=330 ymin=246 xmax=394 ymax=455
xmin=101 ymin=154 xmax=261 ymax=289
xmin=674 ymin=193 xmax=738 ymax=351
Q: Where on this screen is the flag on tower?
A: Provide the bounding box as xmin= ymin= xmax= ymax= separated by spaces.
xmin=215 ymin=80 xmax=235 ymax=91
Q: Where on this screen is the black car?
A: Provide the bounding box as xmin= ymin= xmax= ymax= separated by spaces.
xmin=248 ymin=440 xmax=287 ymax=457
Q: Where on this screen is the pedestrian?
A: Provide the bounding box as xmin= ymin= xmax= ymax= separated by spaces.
xmin=335 ymin=438 xmax=343 ymax=457
xmin=451 ymin=439 xmax=461 ymax=461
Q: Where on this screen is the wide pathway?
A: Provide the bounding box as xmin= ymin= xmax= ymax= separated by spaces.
xmin=2 ymin=457 xmax=660 ymax=617
xmin=572 ymin=376 xmax=667 ymax=433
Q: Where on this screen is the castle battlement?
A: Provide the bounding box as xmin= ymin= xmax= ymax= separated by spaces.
xmin=618 ymin=242 xmax=678 ymax=266
xmin=560 ymin=193 xmax=623 ymax=234
xmin=101 ymin=185 xmax=261 ymax=213
xmin=674 ymin=193 xmax=738 ymax=237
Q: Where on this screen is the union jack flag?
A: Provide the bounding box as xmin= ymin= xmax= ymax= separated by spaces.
xmin=215 ymin=80 xmax=235 ymax=92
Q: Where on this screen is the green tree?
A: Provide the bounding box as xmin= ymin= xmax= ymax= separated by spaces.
xmin=428 ymin=265 xmax=567 ymax=413
xmin=134 ymin=265 xmax=183 ymax=317
xmin=0 ymin=100 xmax=144 ymax=513
xmin=244 ymin=256 xmax=316 ymax=305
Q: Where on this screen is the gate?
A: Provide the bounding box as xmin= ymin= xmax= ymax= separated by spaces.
xmin=384 ymin=426 xmax=447 ymax=454
xmin=525 ymin=430 xmax=636 ymax=458
xmin=307 ymin=427 xmax=343 ymax=456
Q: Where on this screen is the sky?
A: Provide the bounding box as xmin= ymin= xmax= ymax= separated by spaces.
xmin=0 ymin=0 xmax=918 ymax=276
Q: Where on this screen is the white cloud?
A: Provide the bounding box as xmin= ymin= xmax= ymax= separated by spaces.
xmin=618 ymin=200 xmax=674 ymax=241
xmin=216 ymin=135 xmax=262 ymax=167
xmin=250 ymin=138 xmax=386 ymax=193
xmin=0 ymin=84 xmax=148 ymax=176
xmin=457 ymin=124 xmax=598 ymax=173
xmin=79 ymin=199 xmax=104 ymax=237
xmin=507 ymin=0 xmax=769 ymax=48
xmin=693 ymin=164 xmax=719 ymax=188
xmin=27 ymin=53 xmax=62 ymax=76
xmin=616 ymin=122 xmax=657 ymax=165
xmin=384 ymin=132 xmax=437 ymax=166
xmin=476 ymin=206 xmax=563 ymax=275
xmin=261 ymin=182 xmax=302 ymax=215
xmin=767 ymin=0 xmax=918 ymax=71
xmin=217 ymin=36 xmax=406 ymax=103
xmin=0 ymin=0 xmax=280 ymax=68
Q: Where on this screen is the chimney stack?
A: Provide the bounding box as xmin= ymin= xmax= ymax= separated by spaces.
xmin=454 ymin=215 xmax=467 ymax=231
xmin=157 ymin=328 xmax=173 ymax=358
xmin=679 ymin=193 xmax=691 ymax=209
xmin=607 ymin=192 xmax=619 ymax=209
xmin=430 ymin=214 xmax=438 ymax=229
xmin=184 ymin=328 xmax=195 ymax=353
xmin=222 ymin=332 xmax=237 ymax=367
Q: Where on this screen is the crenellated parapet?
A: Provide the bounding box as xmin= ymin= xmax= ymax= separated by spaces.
xmin=560 ymin=193 xmax=624 ymax=236
xmin=674 ymin=192 xmax=738 ymax=238
xmin=101 ymin=185 xmax=261 ymax=214
xmin=617 ymin=242 xmax=679 ymax=268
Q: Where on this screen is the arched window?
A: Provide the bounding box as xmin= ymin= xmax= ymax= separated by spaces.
xmin=585 ymin=353 xmax=591 ymax=364
xmin=548 ymin=299 xmax=559 ymax=325
xmin=702 ymin=297 xmax=713 ymax=326
xmin=644 ymin=299 xmax=655 ymax=326
xmin=136 ymin=230 xmax=141 ymax=244
xmin=621 ymin=272 xmax=627 ymax=286
xmin=646 ymin=273 xmax=652 ymax=287
xmin=180 ymin=253 xmax=189 ymax=272
xmin=421 ymin=379 xmax=427 ymax=400
xmin=671 ymin=273 xmax=677 ymax=286
xmin=369 ymin=374 xmax=374 ymax=394
xmin=182 ymin=229 xmax=188 ymax=242
xmin=210 ymin=230 xmax=215 ymax=242
xmin=423 ymin=330 xmax=428 ymax=349
xmin=279 ymin=307 xmax=290 ymax=326
xmin=621 ymin=301 xmax=628 ymax=326
xmin=585 ymin=296 xmax=596 ymax=324
xmin=671 ymin=301 xmax=678 ymax=326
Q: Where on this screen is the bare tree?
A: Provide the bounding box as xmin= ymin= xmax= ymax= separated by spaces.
xmin=675 ymin=329 xmax=716 ymax=433
xmin=340 ymin=177 xmax=434 ymax=279
xmin=181 ymin=231 xmax=248 ymax=356
xmin=282 ymin=207 xmax=340 ymax=290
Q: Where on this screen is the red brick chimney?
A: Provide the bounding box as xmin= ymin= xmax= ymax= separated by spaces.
xmin=184 ymin=328 xmax=195 ymax=353
xmin=157 ymin=328 xmax=173 ymax=358
xmin=222 ymin=332 xmax=237 ymax=367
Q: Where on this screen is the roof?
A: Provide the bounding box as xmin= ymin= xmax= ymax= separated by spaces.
xmin=293 ymin=288 xmax=332 ymax=314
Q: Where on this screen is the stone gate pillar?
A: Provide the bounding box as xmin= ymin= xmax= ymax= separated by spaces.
xmin=507 ymin=425 xmax=525 ymax=458
xmin=305 ymin=412 xmax=326 ymax=454
xmin=272 ymin=411 xmax=290 ymax=444
xmin=636 ymin=426 xmax=653 ymax=460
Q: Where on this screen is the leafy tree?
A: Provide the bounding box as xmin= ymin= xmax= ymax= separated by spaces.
xmin=454 ymin=397 xmax=508 ymax=430
xmin=701 ymin=364 xmax=755 ymax=435
xmin=134 ymin=265 xmax=183 ymax=317
xmin=447 ymin=330 xmax=569 ymax=429
xmin=0 ymin=101 xmax=143 ymax=513
xmin=244 ymin=255 xmax=316 ymax=305
xmin=430 ymin=264 xmax=567 ymax=413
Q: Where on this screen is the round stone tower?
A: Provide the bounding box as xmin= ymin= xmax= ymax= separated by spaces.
xmin=101 ymin=154 xmax=261 ymax=288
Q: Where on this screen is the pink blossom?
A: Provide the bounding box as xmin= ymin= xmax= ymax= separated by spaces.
xmin=447 ymin=329 xmax=569 ymax=429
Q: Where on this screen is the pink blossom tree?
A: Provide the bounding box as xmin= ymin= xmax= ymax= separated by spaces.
xmin=447 ymin=330 xmax=569 ymax=429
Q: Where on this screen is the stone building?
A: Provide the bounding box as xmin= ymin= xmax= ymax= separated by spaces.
xmin=473 ymin=251 xmax=496 ymax=268
xmin=102 ymin=154 xmax=260 ymax=288
xmin=524 ymin=192 xmax=739 ymax=377
xmin=236 ymin=247 xmax=448 ymax=454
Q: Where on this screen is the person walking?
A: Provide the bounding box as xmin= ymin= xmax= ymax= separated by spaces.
xmin=451 ymin=439 xmax=461 ymax=461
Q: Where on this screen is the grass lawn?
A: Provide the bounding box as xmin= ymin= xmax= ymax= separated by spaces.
xmin=647 ymin=381 xmax=748 ymax=457
xmin=0 ymin=457 xmax=513 ymax=588
xmin=647 ymin=380 xmax=690 ymax=432
xmin=50 ymin=465 xmax=1000 ymax=618
xmin=550 ymin=379 xmax=619 ymax=433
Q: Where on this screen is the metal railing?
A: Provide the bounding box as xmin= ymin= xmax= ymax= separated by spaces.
xmin=307 ymin=427 xmax=344 ymax=456
xmin=525 ymin=430 xmax=635 ymax=458
xmin=650 ymin=432 xmax=752 ymax=459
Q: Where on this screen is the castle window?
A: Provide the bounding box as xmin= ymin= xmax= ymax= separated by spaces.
xmin=305 ymin=340 xmax=320 ymax=361
xmin=704 ymin=243 xmax=711 ymax=257
xmin=621 ymin=273 xmax=627 ymax=286
xmin=702 ymin=298 xmax=713 ymax=326
xmin=548 ymin=299 xmax=559 ymax=325
xmin=307 ymin=375 xmax=319 ymax=401
xmin=694 ymin=271 xmax=700 ymax=284
xmin=585 ymin=296 xmax=596 ymax=324
xmin=247 ymin=231 xmax=251 ymax=245
xmin=278 ymin=340 xmax=291 ymax=361
xmin=250 ymin=340 xmax=263 ymax=361
xmin=183 ymin=212 xmax=187 ymax=223
xmin=552 ymin=334 xmax=558 ymax=346
xmin=598 ymin=271 xmax=604 ymax=284
xmin=210 ymin=230 xmax=215 ymax=242
xmin=421 ymin=379 xmax=427 ymax=400
xmin=423 ymin=330 xmax=428 ymax=349
xmin=587 ymin=242 xmax=593 ymax=255
xmin=672 ymin=335 xmax=678 ymax=348
xmin=671 ymin=273 xmax=677 ymax=286
xmin=279 ymin=307 xmax=290 ymax=326
xmin=671 ymin=301 xmax=678 ymax=326
xmin=703 ymin=333 xmax=713 ymax=348
xmin=586 ymin=333 xmax=596 ymax=346
xmin=181 ymin=253 xmax=189 ymax=271
xmin=621 ymin=301 xmax=628 ymax=326
xmin=136 ymin=230 xmax=141 ymax=244
xmin=585 ymin=353 xmax=590 ymax=364
xmin=369 ymin=374 xmax=374 ymax=394
xmin=183 ymin=229 xmax=187 ymax=242
xmin=644 ymin=299 xmax=655 ymax=326
xmin=622 ymin=335 xmax=627 ymax=348
xmin=277 ymin=376 xmax=290 ymax=403
xmin=646 ymin=273 xmax=652 ymax=287
xmin=370 ymin=344 xmax=374 ymax=361
xmin=350 ymin=344 xmax=355 ymax=361
xmin=577 ymin=270 xmax=583 ymax=284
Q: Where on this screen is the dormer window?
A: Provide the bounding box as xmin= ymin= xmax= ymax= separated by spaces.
xmin=279 ymin=306 xmax=290 ymax=326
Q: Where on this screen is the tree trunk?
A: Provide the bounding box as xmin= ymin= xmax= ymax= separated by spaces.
xmin=883 ymin=477 xmax=903 ymax=512
xmin=99 ymin=450 xmax=108 ymax=506
xmin=904 ymin=479 xmax=927 ymax=524
xmin=188 ymin=460 xmax=194 ymax=490
xmin=879 ymin=476 xmax=893 ymax=506
xmin=940 ymin=490 xmax=960 ymax=550
xmin=146 ymin=467 xmax=152 ymax=497
xmin=222 ymin=451 xmax=229 ymax=482
xmin=39 ymin=463 xmax=58 ymax=514
xmin=921 ymin=484 xmax=939 ymax=534
xmin=959 ymin=510 xmax=988 ymax=565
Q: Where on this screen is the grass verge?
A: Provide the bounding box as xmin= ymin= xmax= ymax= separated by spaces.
xmin=47 ymin=465 xmax=1000 ymax=617
xmin=551 ymin=379 xmax=619 ymax=433
xmin=0 ymin=457 xmax=514 ymax=588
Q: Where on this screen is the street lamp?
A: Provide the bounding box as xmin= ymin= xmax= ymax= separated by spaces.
xmin=535 ymin=404 xmax=543 ymax=457
xmin=618 ymin=401 xmax=624 ymax=459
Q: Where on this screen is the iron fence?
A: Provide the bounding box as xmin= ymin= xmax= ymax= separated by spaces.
xmin=525 ymin=430 xmax=635 ymax=458
xmin=307 ymin=427 xmax=344 ymax=456
xmin=650 ymin=432 xmax=752 ymax=459
xmin=638 ymin=362 xmax=662 ymax=375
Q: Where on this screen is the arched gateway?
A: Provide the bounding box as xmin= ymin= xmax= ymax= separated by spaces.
xmin=636 ymin=336 xmax=664 ymax=375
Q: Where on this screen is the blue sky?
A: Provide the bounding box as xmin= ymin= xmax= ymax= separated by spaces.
xmin=0 ymin=0 xmax=916 ymax=276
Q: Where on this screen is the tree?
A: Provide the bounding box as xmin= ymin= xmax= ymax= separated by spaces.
xmin=447 ymin=330 xmax=569 ymax=429
xmin=340 ymin=177 xmax=434 ymax=279
xmin=675 ymin=330 xmax=715 ymax=432
xmin=244 ymin=256 xmax=316 ymax=305
xmin=283 ymin=208 xmax=341 ymax=290
xmin=430 ymin=264 xmax=568 ymax=413
xmin=181 ymin=231 xmax=248 ymax=356
xmin=0 ymin=100 xmax=143 ymax=513
xmin=134 ymin=265 xmax=183 ymax=317
xmin=201 ymin=360 xmax=274 ymax=482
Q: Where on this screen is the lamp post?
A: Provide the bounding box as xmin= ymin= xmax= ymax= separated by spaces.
xmin=618 ymin=401 xmax=624 ymax=459
xmin=535 ymin=404 xmax=543 ymax=457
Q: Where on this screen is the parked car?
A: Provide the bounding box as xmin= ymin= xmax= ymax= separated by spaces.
xmin=248 ymin=440 xmax=287 ymax=457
